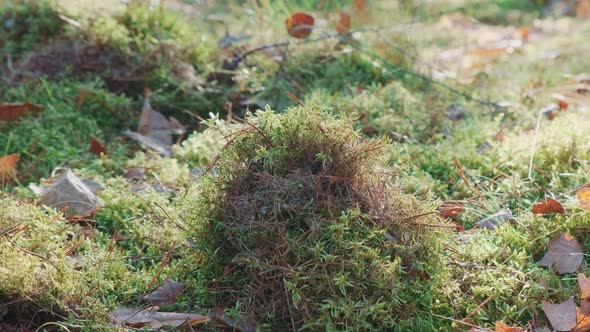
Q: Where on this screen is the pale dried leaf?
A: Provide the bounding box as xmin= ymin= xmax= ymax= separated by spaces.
xmin=539 ymin=233 xmax=583 ymax=274
xmin=138 ymin=91 xmax=185 ymax=146
xmin=39 ymin=169 xmax=103 ymax=219
xmin=124 ymin=130 xmax=172 ymax=157
xmin=541 ymin=297 xmax=577 ymax=331
xmin=474 ymin=208 xmax=513 ymax=230
xmin=112 ymin=306 xmax=209 ymax=329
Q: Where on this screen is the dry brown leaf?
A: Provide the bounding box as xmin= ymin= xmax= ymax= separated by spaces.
xmin=532 ymin=197 xmax=565 ymax=215
xmin=142 ymin=279 xmax=183 ymax=306
xmin=285 ymin=12 xmax=314 ymax=39
xmin=0 ymin=102 xmax=43 ymax=122
xmin=578 ymin=189 xmax=590 ymax=211
xmin=89 ymin=137 xmax=107 ymax=156
xmin=38 ymin=169 xmax=104 ymax=219
xmin=542 ymin=297 xmax=577 ymax=331
xmin=539 ymin=233 xmax=583 ymax=274
xmin=438 ymin=201 xmax=465 ymax=219
xmin=336 ymin=11 xmax=351 ymax=33
xmin=138 ymin=89 xmax=186 ymax=146
xmin=0 ymin=154 xmax=20 ymax=179
xmin=495 ymin=321 xmax=524 ymax=332
xmin=112 ymin=306 xmax=209 ymax=329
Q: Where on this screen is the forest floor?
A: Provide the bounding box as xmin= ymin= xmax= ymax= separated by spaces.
xmin=1 ymin=0 xmax=590 ymax=331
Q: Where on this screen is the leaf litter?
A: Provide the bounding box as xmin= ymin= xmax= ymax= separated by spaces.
xmin=124 ymin=89 xmax=186 ymax=157
xmin=37 ymin=168 xmax=104 ymax=219
xmin=111 ymin=306 xmax=209 ymax=329
xmin=142 ymin=279 xmax=183 ymax=306
xmin=538 ymin=233 xmax=583 ymax=274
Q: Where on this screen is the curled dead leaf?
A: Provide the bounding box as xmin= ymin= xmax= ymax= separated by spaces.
xmin=539 ymin=233 xmax=583 ymax=274
xmin=532 ymin=197 xmax=565 ymax=215
xmin=285 ymin=12 xmax=314 ymax=39
xmin=89 ymin=137 xmax=107 ymax=156
xmin=0 ymin=154 xmax=20 ymax=179
xmin=139 ymin=89 xmax=186 ymax=146
xmin=541 ymin=297 xmax=577 ymax=331
xmin=438 ymin=201 xmax=465 ymax=219
xmin=0 ymin=102 xmax=43 ymax=122
xmin=336 ymin=11 xmax=351 ymax=33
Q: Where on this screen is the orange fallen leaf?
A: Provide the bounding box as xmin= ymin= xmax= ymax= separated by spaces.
xmin=438 ymin=201 xmax=464 ymax=219
xmin=285 ymin=12 xmax=314 ymax=39
xmin=519 ymin=26 xmax=530 ymax=42
xmin=539 ymin=233 xmax=583 ymax=274
xmin=471 ymin=47 xmax=509 ymax=57
xmin=578 ymin=273 xmax=590 ymax=315
xmin=0 ymin=154 xmax=20 ymax=179
xmin=578 ymin=0 xmax=590 ymax=18
xmin=542 ymin=297 xmax=577 ymax=331
xmin=578 ymin=188 xmax=590 ymax=211
xmin=336 ymin=11 xmax=351 ymax=33
xmin=89 ymin=137 xmax=107 ymax=156
xmin=495 ymin=321 xmax=523 ymax=332
xmin=0 ymin=102 xmax=43 ymax=122
xmin=554 ymin=95 xmax=569 ymax=110
xmin=353 ymin=0 xmax=366 ymax=12
xmin=532 ymin=197 xmax=565 ymax=215
xmin=573 ymin=307 xmax=590 ymax=332
xmin=579 ymin=273 xmax=590 ymax=300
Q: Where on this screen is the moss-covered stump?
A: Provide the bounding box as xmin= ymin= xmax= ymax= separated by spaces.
xmin=190 ymin=106 xmax=451 ymax=330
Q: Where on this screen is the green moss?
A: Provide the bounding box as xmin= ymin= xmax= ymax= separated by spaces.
xmin=0 ymin=0 xmax=63 ymax=58
xmin=0 ymin=79 xmax=132 ymax=183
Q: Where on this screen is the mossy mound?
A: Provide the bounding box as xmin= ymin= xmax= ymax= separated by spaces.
xmin=190 ymin=106 xmax=450 ymax=330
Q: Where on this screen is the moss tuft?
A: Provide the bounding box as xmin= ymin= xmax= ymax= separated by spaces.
xmin=188 ymin=106 xmax=449 ymax=330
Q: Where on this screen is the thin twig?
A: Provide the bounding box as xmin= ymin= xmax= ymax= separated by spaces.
xmin=454 ymin=157 xmax=487 ymax=204
xmin=7 ymin=239 xmax=63 ymax=277
xmin=463 ymin=294 xmax=494 ymax=322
